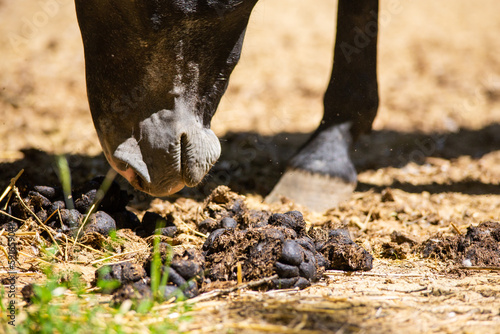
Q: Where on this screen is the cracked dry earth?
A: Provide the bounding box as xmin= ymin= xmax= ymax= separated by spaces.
xmin=1 ymin=0 xmax=500 ymax=333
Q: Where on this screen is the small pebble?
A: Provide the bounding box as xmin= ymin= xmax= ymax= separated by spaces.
xmin=268 ymin=212 xmax=306 ymax=235
xmin=28 ymin=191 xmax=52 ymax=209
xmin=166 ymin=267 xmax=187 ymax=287
xmin=156 ymin=226 xmax=177 ymax=238
xmin=293 ymin=277 xmax=311 ymax=289
xmin=268 ymin=213 xmax=295 ymax=229
xmin=328 ymin=229 xmax=352 ymax=241
xmin=171 ymin=260 xmax=202 ymax=281
xmin=219 ymin=217 xmax=237 ymax=229
xmin=50 ymin=201 xmax=66 ymax=214
xmin=296 ymin=237 xmax=316 ymax=253
xmin=315 ymin=252 xmax=329 ymax=268
xmin=33 ymin=185 xmax=59 ymax=200
xmin=75 ymin=189 xmax=96 ymax=213
xmin=299 ymin=259 xmax=316 ymax=280
xmin=303 ymin=249 xmax=317 ymax=266
xmin=60 ymin=209 xmax=82 ymax=228
xmin=36 ymin=210 xmax=47 ymax=223
xmin=284 ymin=210 xmax=307 ymax=234
xmin=86 ymin=211 xmax=116 ymax=236
xmin=275 ymin=261 xmax=299 ymax=278
xmin=96 ymin=262 xmax=146 ymax=285
xmin=229 ymin=198 xmax=245 ymax=216
xmin=272 ymin=277 xmax=299 ymax=289
xmin=263 ymin=228 xmax=286 ymax=242
xmin=280 ymin=240 xmax=304 ymax=266
xmin=198 ymin=218 xmax=218 ymax=234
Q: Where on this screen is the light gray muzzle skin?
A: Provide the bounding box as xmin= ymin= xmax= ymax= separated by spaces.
xmin=75 ymin=0 xmax=257 ymax=196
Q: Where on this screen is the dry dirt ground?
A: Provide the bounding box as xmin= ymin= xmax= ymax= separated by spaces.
xmin=1 ymin=0 xmax=500 ymax=333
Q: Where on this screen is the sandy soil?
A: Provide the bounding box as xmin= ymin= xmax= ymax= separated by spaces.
xmin=1 ymin=0 xmax=500 ymax=333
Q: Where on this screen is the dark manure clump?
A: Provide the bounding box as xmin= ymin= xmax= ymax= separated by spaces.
xmin=420 ymin=221 xmax=500 ymax=267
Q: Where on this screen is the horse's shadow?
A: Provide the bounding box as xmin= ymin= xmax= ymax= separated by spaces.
xmin=2 ymin=123 xmax=500 ymax=204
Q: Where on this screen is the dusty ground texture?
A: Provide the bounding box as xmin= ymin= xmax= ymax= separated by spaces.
xmin=1 ymin=0 xmax=500 ymax=333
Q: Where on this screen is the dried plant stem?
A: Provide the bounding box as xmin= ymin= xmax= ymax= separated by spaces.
xmin=13 ymin=187 xmax=64 ymax=258
xmin=89 ymin=248 xmax=149 ymax=265
xmin=450 ymin=222 xmax=463 ymax=235
xmin=0 ymin=169 xmax=24 ymax=209
xmin=459 ymin=266 xmax=500 ymax=271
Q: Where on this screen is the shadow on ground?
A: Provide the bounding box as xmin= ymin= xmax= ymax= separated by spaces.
xmin=2 ymin=123 xmax=500 ymax=201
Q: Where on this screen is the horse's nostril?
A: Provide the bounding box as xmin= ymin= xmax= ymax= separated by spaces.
xmin=180 ymin=133 xmax=188 ymax=170
xmin=113 ymin=137 xmax=151 ymax=184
